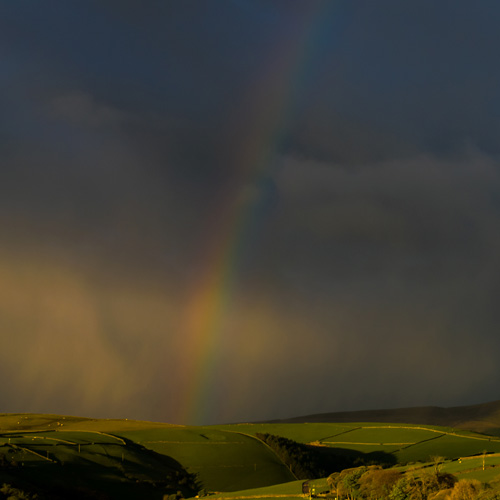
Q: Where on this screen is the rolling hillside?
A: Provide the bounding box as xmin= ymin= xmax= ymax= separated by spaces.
xmin=2 ymin=403 xmax=500 ymax=498
xmin=214 ymin=422 xmax=500 ymax=466
xmin=267 ymin=400 xmax=500 ymax=435
xmin=0 ymin=414 xmax=294 ymax=498
xmin=0 ymin=414 xmax=199 ymax=499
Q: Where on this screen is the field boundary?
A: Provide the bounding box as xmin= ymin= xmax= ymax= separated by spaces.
xmin=143 ymin=441 xmax=246 ymax=445
xmin=228 ymin=430 xmax=299 ymax=481
xmin=207 ymin=495 xmax=304 ymax=499
xmin=358 ymin=426 xmax=500 ymax=442
xmin=56 ymin=430 xmax=126 ymax=445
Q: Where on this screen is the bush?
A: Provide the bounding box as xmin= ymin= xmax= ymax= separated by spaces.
xmin=449 ymin=479 xmax=483 ymax=500
xmin=358 ymin=467 xmax=402 ymax=499
xmin=0 ymin=483 xmax=37 ymax=499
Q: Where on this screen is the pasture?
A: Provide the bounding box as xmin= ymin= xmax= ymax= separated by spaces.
xmin=2 ymin=413 xmax=500 ymax=498
xmin=0 ymin=414 xmax=198 ymax=499
xmin=214 ymin=422 xmax=500 ymax=465
xmin=116 ymin=426 xmax=295 ymax=491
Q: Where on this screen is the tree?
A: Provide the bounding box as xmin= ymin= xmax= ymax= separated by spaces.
xmin=0 ymin=483 xmax=37 ymax=499
xmin=449 ymin=479 xmax=483 ymax=500
xmin=388 ymin=472 xmax=456 ymax=500
xmin=328 ymin=472 xmax=340 ymax=495
xmin=431 ymin=456 xmax=445 ymax=475
xmin=339 ymin=467 xmax=367 ymax=500
xmin=358 ymin=467 xmax=401 ymax=499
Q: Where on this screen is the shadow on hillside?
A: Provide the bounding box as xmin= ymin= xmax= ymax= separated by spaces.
xmin=310 ymin=445 xmax=397 ymax=473
xmin=0 ymin=436 xmax=200 ymax=500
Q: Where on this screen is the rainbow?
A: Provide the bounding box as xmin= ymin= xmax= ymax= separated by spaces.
xmin=176 ymin=3 xmax=337 ymax=425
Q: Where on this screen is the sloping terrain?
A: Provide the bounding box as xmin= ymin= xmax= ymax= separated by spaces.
xmin=2 ymin=406 xmax=500 ymax=498
xmin=114 ymin=427 xmax=295 ymax=491
xmin=214 ymin=422 xmax=500 ymax=469
xmin=0 ymin=414 xmax=294 ymax=497
xmin=267 ymin=400 xmax=500 ymax=435
xmin=0 ymin=414 xmax=197 ymax=499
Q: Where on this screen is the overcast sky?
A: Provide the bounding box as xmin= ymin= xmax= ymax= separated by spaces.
xmin=2 ymin=1 xmax=500 ymax=425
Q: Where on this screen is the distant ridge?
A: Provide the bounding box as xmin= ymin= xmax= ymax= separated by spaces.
xmin=268 ymin=400 xmax=500 ymax=436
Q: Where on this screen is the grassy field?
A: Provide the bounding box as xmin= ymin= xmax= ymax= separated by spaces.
xmin=213 ymin=422 xmax=500 ymax=464
xmin=212 ymin=423 xmax=355 ymax=444
xmin=192 ymin=478 xmax=331 ymax=500
xmin=274 ymin=400 xmax=500 ymax=437
xmin=115 ymin=426 xmax=295 ymax=492
xmin=2 ymin=413 xmax=500 ymax=498
xmin=0 ymin=414 xmax=198 ymax=499
xmin=189 ymin=477 xmax=332 ymax=500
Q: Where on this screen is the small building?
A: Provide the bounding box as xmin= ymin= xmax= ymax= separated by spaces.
xmin=302 ymin=481 xmax=310 ymax=495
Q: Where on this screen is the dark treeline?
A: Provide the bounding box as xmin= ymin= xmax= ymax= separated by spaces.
xmin=255 ymin=433 xmax=396 ymax=480
xmin=256 ymin=433 xmax=327 ymax=479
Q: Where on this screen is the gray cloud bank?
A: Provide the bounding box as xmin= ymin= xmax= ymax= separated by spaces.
xmin=1 ymin=1 xmax=500 ymax=424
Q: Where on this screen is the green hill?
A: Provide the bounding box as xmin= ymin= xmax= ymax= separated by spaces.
xmin=0 ymin=414 xmax=198 ymax=499
xmin=113 ymin=426 xmax=295 ymax=491
xmin=0 ymin=414 xmax=295 ymax=498
xmin=267 ymin=400 xmax=500 ymax=436
xmin=2 ymin=404 xmax=500 ymax=498
xmin=213 ymin=422 xmax=500 ymax=465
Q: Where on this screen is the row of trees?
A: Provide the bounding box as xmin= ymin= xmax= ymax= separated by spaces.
xmin=255 ymin=433 xmax=500 ymax=499
xmin=256 ymin=433 xmax=327 ymax=479
xmin=327 ymin=465 xmax=500 ymax=500
xmin=255 ymin=433 xmax=396 ymax=481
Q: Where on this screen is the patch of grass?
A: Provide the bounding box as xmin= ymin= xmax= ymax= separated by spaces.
xmin=214 ymin=422 xmax=500 ymax=466
xmin=117 ymin=427 xmax=295 ymax=492
xmin=4 ymin=414 xmax=500 ymax=498
xmin=0 ymin=415 xmax=199 ymax=499
xmin=212 ymin=423 xmax=355 ymax=444
xmin=192 ymin=478 xmax=331 ymax=500
xmin=319 ymin=426 xmax=440 ymax=444
xmin=205 ymin=479 xmax=305 ymax=498
xmin=457 ymin=468 xmax=500 ymax=482
xmin=396 ymin=434 xmax=500 ymax=463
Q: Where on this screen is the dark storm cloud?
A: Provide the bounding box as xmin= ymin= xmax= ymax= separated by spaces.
xmin=290 ymin=1 xmax=500 ymax=162
xmin=1 ymin=1 xmax=500 ymax=423
xmin=206 ymin=151 xmax=500 ymax=422
xmin=3 ymin=1 xmax=500 ymax=172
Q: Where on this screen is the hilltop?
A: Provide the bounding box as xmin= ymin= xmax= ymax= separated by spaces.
xmin=268 ymin=400 xmax=500 ymax=435
xmin=2 ymin=403 xmax=500 ymax=498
